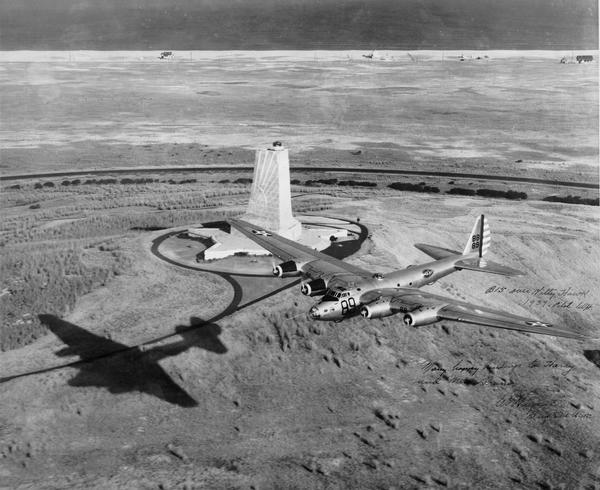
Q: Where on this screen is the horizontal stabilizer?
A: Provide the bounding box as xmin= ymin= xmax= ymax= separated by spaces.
xmin=414 ymin=243 xmax=461 ymax=260
xmin=454 ymin=258 xmax=524 ymax=277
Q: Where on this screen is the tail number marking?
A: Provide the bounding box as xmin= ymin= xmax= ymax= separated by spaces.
xmin=471 ymin=233 xmax=481 ymax=250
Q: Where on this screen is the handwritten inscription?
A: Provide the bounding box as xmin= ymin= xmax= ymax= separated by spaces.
xmin=496 ymin=394 xmax=591 ymax=420
xmin=484 ymin=285 xmax=592 ymax=311
xmin=417 ymin=358 xmax=575 ymax=387
xmin=415 ymin=359 xmax=592 ymax=420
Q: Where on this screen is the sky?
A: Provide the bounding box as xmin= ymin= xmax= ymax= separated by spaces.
xmin=0 ymin=0 xmax=597 ymax=50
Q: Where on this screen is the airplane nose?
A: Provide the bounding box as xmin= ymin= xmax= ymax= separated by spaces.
xmin=309 ymin=306 xmax=320 ymax=319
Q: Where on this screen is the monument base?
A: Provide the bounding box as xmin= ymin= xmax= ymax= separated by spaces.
xmin=241 ymin=213 xmax=302 ymax=240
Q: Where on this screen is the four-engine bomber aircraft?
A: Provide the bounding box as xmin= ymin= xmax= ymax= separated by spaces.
xmin=230 ymin=215 xmax=587 ymax=340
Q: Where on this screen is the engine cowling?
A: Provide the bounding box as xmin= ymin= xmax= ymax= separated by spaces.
xmin=361 ymin=297 xmax=417 ymax=319
xmin=300 ymin=278 xmax=327 ymax=296
xmin=273 ymin=260 xmax=302 ymax=278
xmin=360 ymin=298 xmax=394 ymax=319
xmin=403 ymin=305 xmax=442 ymax=327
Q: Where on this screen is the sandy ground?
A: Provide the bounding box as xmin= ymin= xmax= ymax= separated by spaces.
xmin=0 ymin=194 xmax=598 ymax=489
xmin=1 ymin=55 xmax=597 ymax=184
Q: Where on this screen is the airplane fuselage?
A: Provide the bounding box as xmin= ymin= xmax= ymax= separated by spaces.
xmin=308 ymin=255 xmax=468 ymax=321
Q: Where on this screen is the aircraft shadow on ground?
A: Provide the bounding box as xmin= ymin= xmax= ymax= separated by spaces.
xmin=583 ymin=350 xmax=600 ymax=369
xmin=39 ymin=314 xmax=227 ymax=408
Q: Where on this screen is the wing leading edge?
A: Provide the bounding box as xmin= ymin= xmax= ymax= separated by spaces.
xmin=437 ymin=304 xmax=588 ymax=340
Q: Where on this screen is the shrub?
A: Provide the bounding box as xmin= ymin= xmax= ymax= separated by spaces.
xmin=388 ymin=182 xmax=439 ymax=193
xmin=505 ymin=190 xmax=527 ymax=200
xmin=476 ymin=188 xmax=505 ymax=198
xmin=447 ymin=187 xmax=476 ymax=196
xmin=543 ymin=195 xmax=599 ymax=206
xmin=305 ymin=178 xmax=338 ymax=186
xmin=338 ymin=180 xmax=377 ymax=187
xmin=234 ymin=178 xmax=252 ymax=184
xmin=476 ymin=188 xmax=527 ymax=200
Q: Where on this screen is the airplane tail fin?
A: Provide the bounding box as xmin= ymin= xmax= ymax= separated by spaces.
xmin=463 ymin=214 xmax=490 ymax=257
xmin=456 ymin=214 xmax=523 ymax=276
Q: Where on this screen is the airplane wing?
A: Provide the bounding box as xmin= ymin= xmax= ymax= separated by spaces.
xmin=229 ymin=218 xmax=370 ymax=282
xmin=359 ymin=288 xmax=589 ymax=341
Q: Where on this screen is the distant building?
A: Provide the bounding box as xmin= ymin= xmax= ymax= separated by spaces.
xmin=576 ymin=55 xmax=593 ymax=63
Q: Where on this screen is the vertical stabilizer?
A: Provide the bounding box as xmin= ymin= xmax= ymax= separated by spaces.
xmin=463 ymin=215 xmax=490 ymax=257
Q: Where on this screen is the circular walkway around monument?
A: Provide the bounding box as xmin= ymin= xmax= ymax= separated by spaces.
xmin=152 ymin=215 xmax=365 ymax=276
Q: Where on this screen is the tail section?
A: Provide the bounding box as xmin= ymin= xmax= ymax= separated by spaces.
xmin=413 ymin=243 xmax=461 ymax=260
xmin=415 ymin=214 xmax=524 ymax=277
xmin=454 ymin=257 xmax=523 ymax=276
xmin=456 ymin=214 xmax=523 ymax=276
xmin=463 ymin=214 xmax=490 ymax=257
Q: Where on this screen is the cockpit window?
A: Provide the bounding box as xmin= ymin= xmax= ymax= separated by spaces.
xmin=322 ymin=289 xmax=342 ymax=302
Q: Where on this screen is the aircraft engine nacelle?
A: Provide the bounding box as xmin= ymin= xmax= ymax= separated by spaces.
xmin=273 ymin=260 xmax=302 ymax=278
xmin=360 ymin=298 xmax=395 ymax=319
xmin=300 ymin=278 xmax=327 ymax=296
xmin=403 ymin=305 xmax=442 ymax=327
